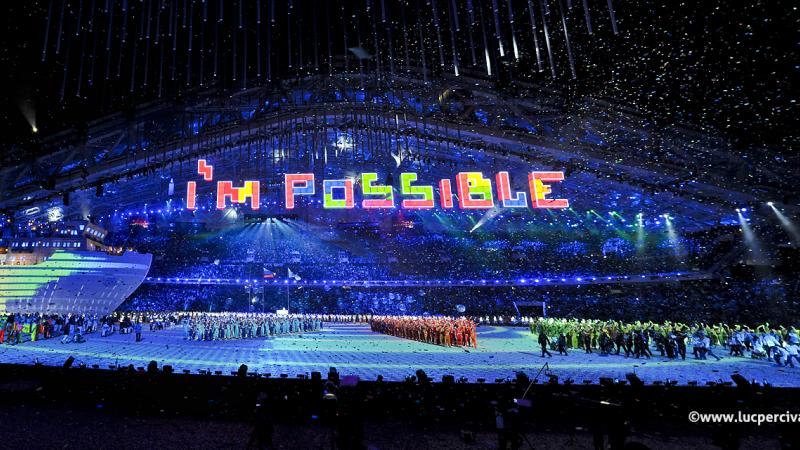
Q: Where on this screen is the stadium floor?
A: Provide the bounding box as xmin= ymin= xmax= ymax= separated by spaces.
xmin=1 ymin=323 xmax=798 ymax=387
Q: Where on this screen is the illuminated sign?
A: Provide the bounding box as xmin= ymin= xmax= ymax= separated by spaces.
xmin=186 ymin=159 xmax=568 ymax=211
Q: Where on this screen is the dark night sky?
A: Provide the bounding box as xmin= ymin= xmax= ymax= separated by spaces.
xmin=0 ymin=0 xmax=796 ymax=157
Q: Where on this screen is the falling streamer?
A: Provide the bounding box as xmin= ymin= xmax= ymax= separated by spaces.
xmin=369 ymin=0 xmax=382 ymax=78
xmin=355 ymin=6 xmax=364 ymax=83
xmin=287 ymin=0 xmax=292 ymax=69
xmin=42 ymin=0 xmax=53 ymax=61
xmin=382 ymin=0 xmax=394 ymax=77
xmin=581 ymin=0 xmax=593 ymax=34
xmin=477 ymin=0 xmax=492 ymax=76
xmin=121 ymin=0 xmax=128 ymax=43
xmin=256 ymin=0 xmax=262 ymax=77
xmin=527 ymin=0 xmax=543 ymax=71
xmin=139 ymin=0 xmax=146 ymax=37
xmin=76 ymin=6 xmax=89 ymax=96
xmin=341 ymin=3 xmax=349 ymax=73
xmin=607 ymin=0 xmax=618 ymax=34
xmin=129 ymin=7 xmax=140 ymax=93
xmin=170 ymin=0 xmax=177 ymax=81
xmin=158 ymin=7 xmax=165 ymax=96
xmin=118 ymin=0 xmax=129 ymax=77
xmin=199 ymin=0 xmax=207 ymax=85
xmin=105 ymin=2 xmax=114 ymax=79
xmin=214 ymin=0 xmax=220 ymax=77
xmin=466 ymin=0 xmax=477 ymax=66
xmin=143 ymin=1 xmax=153 ymax=87
xmin=540 ymin=0 xmax=556 ymax=78
xmin=232 ymin=3 xmax=238 ymax=81
xmin=450 ymin=0 xmax=460 ymax=31
xmin=557 ymin=0 xmax=576 ymax=79
xmin=326 ymin=1 xmax=332 ymax=75
xmin=187 ymin=0 xmax=193 ymax=51
xmin=507 ymin=0 xmax=520 ymax=60
xmin=75 ymin=0 xmax=83 ymax=36
xmin=155 ymin=0 xmax=162 ymax=44
xmin=88 ymin=0 xmax=96 ymax=33
xmin=56 ymin=0 xmax=66 ymax=54
xmin=146 ymin=0 xmax=153 ymax=40
xmin=415 ymin=3 xmax=428 ymax=83
xmin=490 ymin=0 xmax=504 ymax=57
xmin=299 ymin=6 xmax=305 ymax=71
xmin=431 ymin=0 xmax=446 ymax=67
xmin=187 ymin=0 xmax=194 ymax=86
xmin=401 ymin=1 xmax=410 ymax=72
xmin=313 ymin=4 xmax=319 ymax=71
xmin=447 ymin=0 xmax=460 ymax=75
xmin=243 ymin=6 xmax=248 ymax=88
xmin=60 ymin=18 xmax=71 ymax=101
xmin=266 ymin=0 xmax=272 ymax=80
xmin=88 ymin=0 xmax=98 ymax=86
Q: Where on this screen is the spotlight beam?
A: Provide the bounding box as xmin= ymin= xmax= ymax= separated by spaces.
xmin=769 ymin=204 xmax=800 ymax=246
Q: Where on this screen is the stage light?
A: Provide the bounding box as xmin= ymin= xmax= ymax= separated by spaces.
xmin=768 ymin=202 xmax=800 ymax=245
xmin=737 ymin=208 xmax=768 ymax=263
xmin=32 ymin=126 xmax=38 ymax=133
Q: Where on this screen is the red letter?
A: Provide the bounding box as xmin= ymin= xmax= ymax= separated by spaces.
xmin=186 ymin=181 xmax=197 ymax=210
xmin=528 ymin=172 xmax=569 ymax=209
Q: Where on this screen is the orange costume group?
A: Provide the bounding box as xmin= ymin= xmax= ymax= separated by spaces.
xmin=369 ymin=316 xmax=478 ymax=348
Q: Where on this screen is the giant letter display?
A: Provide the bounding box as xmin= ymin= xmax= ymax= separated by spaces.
xmin=495 ymin=171 xmax=529 ymax=208
xmin=361 ymin=173 xmax=394 ymax=208
xmin=400 ymin=173 xmax=435 ymax=209
xmin=284 ymin=173 xmax=315 ymax=209
xmin=439 ymin=179 xmax=454 ymax=208
xmin=216 ymin=181 xmax=261 ymax=210
xmin=323 ymin=179 xmax=355 ymax=209
xmin=186 ymin=181 xmax=197 ymax=210
xmin=528 ymin=172 xmax=569 ymax=209
xmin=456 ymin=172 xmax=495 ymax=209
xmin=197 ymin=159 xmax=214 ymax=181
xmin=188 ymin=160 xmax=571 ymax=213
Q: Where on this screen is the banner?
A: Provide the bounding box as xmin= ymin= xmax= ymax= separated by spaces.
xmin=186 ymin=159 xmax=569 ymax=211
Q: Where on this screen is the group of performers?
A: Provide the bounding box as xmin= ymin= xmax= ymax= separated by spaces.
xmin=1 ymin=313 xmax=104 ymax=344
xmin=181 ymin=312 xmax=323 ymax=341
xmin=369 ymin=316 xmax=478 ymax=348
xmin=530 ymin=317 xmax=800 ymax=366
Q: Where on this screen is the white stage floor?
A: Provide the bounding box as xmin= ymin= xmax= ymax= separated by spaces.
xmin=2 ymin=323 xmax=798 ymax=387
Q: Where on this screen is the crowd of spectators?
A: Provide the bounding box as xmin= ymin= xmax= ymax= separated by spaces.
xmin=119 ymin=277 xmax=799 ymax=328
xmin=104 ymin=216 xmax=740 ymax=285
